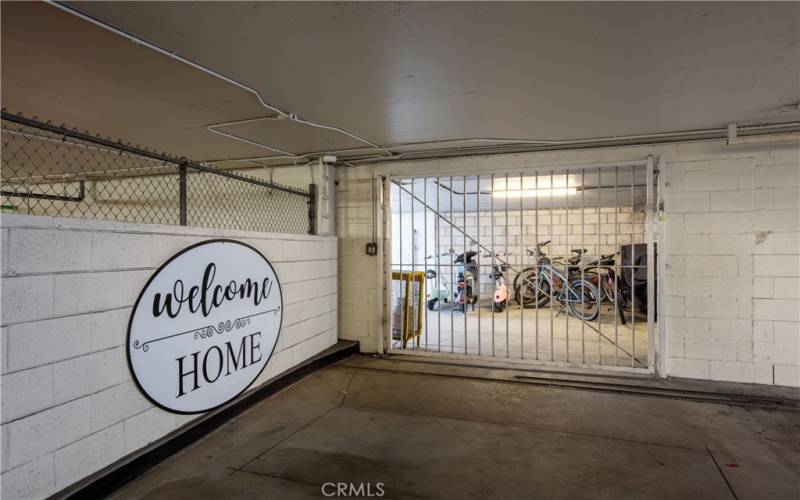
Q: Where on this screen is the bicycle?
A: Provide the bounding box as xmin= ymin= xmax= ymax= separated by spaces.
xmin=582 ymin=253 xmax=631 ymax=325
xmin=513 ymin=240 xmax=601 ymax=321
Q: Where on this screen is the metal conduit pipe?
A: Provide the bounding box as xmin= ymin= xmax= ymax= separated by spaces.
xmin=212 ymin=122 xmax=800 ymax=166
xmin=207 ymin=120 xmax=800 ymax=167
xmin=381 ymin=121 xmax=800 ymax=150
xmin=205 ymin=145 xmax=384 ymax=167
xmin=342 ymin=121 xmax=800 ymax=165
xmin=47 ymin=2 xmax=800 ymax=168
xmin=47 ymin=1 xmax=394 ymax=158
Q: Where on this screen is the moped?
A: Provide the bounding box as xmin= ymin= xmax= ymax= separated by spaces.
xmin=485 ymin=252 xmax=511 ymax=313
xmin=455 ymin=250 xmax=479 ymax=313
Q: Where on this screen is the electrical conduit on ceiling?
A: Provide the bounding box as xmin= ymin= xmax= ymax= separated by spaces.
xmin=47 ymin=0 xmax=394 ymax=162
xmin=49 ymin=1 xmax=800 ymax=168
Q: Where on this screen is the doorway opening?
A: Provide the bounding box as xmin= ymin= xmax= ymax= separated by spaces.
xmin=386 ymin=159 xmax=657 ymax=371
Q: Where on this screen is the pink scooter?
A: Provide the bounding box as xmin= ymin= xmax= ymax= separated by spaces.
xmin=485 ymin=252 xmax=511 ymax=313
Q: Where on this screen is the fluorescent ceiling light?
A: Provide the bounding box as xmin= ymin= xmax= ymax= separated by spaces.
xmin=492 ymin=175 xmax=577 ymax=198
xmin=493 ymin=187 xmax=577 ymax=198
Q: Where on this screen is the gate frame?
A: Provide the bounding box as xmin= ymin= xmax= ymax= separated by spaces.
xmin=379 ymin=156 xmax=659 ymax=376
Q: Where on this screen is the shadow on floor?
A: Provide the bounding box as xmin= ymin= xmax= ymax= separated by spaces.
xmin=111 ymin=355 xmax=800 ymax=500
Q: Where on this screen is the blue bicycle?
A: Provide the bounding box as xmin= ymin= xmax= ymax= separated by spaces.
xmin=513 ymin=240 xmax=601 ymax=321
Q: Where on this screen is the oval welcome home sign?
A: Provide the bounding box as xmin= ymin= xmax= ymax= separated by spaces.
xmin=127 ymin=240 xmax=282 ymax=414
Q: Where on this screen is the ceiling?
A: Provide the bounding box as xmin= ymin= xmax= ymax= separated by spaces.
xmin=2 ymin=2 xmax=798 ymax=167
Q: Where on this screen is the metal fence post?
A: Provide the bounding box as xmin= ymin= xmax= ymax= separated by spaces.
xmin=179 ymin=161 xmax=188 ymax=226
xmin=308 ymin=183 xmax=317 ymax=235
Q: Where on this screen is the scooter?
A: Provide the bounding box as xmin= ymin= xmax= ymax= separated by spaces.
xmin=485 ymin=252 xmax=511 ymax=313
xmin=425 ymin=251 xmax=453 ymax=311
xmin=455 ymin=250 xmax=479 ymax=313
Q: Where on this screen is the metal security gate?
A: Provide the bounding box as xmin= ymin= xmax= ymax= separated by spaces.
xmin=386 ymin=158 xmax=657 ymax=371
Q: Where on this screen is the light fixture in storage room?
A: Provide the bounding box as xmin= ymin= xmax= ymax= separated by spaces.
xmin=492 ymin=175 xmax=577 ymax=198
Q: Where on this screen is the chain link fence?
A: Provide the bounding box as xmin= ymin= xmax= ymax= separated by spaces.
xmin=1 ymin=112 xmax=315 ymax=234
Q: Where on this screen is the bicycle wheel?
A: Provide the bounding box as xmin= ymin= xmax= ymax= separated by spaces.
xmin=512 ymin=267 xmax=535 ymax=303
xmin=567 ymin=279 xmax=600 ymax=321
xmin=514 ymin=269 xmax=551 ymax=308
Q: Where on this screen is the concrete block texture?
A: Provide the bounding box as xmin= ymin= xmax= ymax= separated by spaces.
xmin=123 ymin=407 xmax=176 ymax=455
xmin=52 ymin=348 xmax=128 ymax=404
xmin=332 ymin=145 xmax=798 ymax=392
xmin=7 ymin=228 xmax=92 ymax=274
xmin=709 ymin=191 xmax=753 ymax=213
xmin=1 ymin=275 xmax=55 ymax=325
xmin=774 ymin=364 xmax=800 ymax=386
xmin=658 ymin=147 xmax=799 ymax=387
xmin=0 ymin=364 xmax=54 ymax=423
xmin=90 ymin=382 xmax=151 ymax=432
xmin=754 ymin=164 xmax=800 ymax=188
xmin=53 ymin=271 xmax=129 ymax=316
xmin=1 ymin=215 xmax=338 ymax=497
xmin=709 ymin=360 xmax=754 ymax=383
xmin=3 ymin=396 xmax=92 ymax=470
xmin=6 ymin=314 xmax=92 ymax=372
xmin=91 ymin=232 xmax=152 ymax=270
xmin=54 ymin=423 xmax=125 ymax=491
xmin=0 ymin=454 xmax=54 ymax=500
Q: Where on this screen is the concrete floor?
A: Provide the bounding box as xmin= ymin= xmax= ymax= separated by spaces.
xmin=112 ymin=355 xmax=800 ymax=500
xmin=396 ymin=304 xmax=650 ymax=368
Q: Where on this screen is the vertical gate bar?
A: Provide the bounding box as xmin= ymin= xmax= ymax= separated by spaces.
xmin=404 ymin=274 xmax=412 ymax=348
xmin=179 ymin=164 xmax=187 ymax=226
xmin=463 ymin=176 xmax=467 ymax=355
xmin=614 ymin=166 xmax=619 ymax=366
xmin=477 ymin=175 xmax=481 ymax=356
xmin=437 ymin=176 xmax=442 ymax=353
xmin=534 ymin=170 xmax=539 ymax=360
xmin=450 ymin=175 xmax=454 ymax=354
xmin=382 ymin=176 xmax=389 ymax=355
xmin=411 ymin=178 xmax=416 ymax=349
xmin=424 ymin=177 xmax=428 ymax=350
xmin=597 ymin=166 xmax=602 ymax=365
xmin=646 ymin=156 xmax=656 ymax=370
xmin=398 ymin=179 xmax=403 ymax=351
xmin=565 ymin=167 xmax=570 ymax=363
xmin=520 ymin=172 xmax=524 ymax=359
xmin=505 ymin=173 xmax=510 ymax=358
xmin=491 ymin=173 xmax=496 ymax=357
xmin=520 ymin=171 xmax=524 ymax=359
xmin=549 ymin=169 xmax=555 ymax=362
xmin=581 ymin=168 xmax=585 ymax=365
xmin=630 ymin=165 xmax=636 ymax=367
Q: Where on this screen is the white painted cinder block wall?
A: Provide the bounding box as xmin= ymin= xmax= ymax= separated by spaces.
xmin=336 ymin=140 xmax=799 ymax=387
xmin=435 ymin=208 xmax=645 ymax=296
xmin=0 ymin=215 xmax=337 ymax=499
